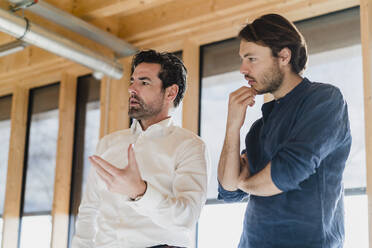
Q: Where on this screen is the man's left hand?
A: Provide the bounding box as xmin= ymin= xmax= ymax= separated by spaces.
xmin=89 ymin=144 xmax=147 ymax=199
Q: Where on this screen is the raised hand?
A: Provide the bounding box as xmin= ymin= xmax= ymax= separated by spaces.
xmin=226 ymin=86 xmax=257 ymax=131
xmin=89 ymin=144 xmax=147 ymax=199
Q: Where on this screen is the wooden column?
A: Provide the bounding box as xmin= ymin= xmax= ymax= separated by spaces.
xmin=100 ymin=56 xmax=132 ymax=137
xmin=51 ymin=73 xmax=77 ymax=248
xmin=2 ymin=87 xmax=29 ymax=248
xmin=182 ymin=39 xmax=201 ymax=248
xmin=182 ymin=40 xmax=200 ymax=134
xmin=100 ymin=76 xmax=110 ymax=138
xmin=361 ymin=1 xmax=372 ymax=247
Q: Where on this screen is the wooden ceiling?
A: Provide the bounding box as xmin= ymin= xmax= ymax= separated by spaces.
xmin=0 ymin=0 xmax=360 ymax=92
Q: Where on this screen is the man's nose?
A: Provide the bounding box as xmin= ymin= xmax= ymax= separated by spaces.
xmin=240 ymin=62 xmax=250 ymax=75
xmin=128 ymin=82 xmax=137 ymax=94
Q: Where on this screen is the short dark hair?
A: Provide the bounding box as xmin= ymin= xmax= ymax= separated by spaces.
xmin=238 ymin=14 xmax=308 ymax=74
xmin=131 ymin=50 xmax=187 ymax=107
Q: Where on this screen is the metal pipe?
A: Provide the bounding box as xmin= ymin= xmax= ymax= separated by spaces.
xmin=0 ymin=40 xmax=28 ymax=57
xmin=8 ymin=0 xmax=137 ymax=58
xmin=0 ymin=8 xmax=123 ymax=79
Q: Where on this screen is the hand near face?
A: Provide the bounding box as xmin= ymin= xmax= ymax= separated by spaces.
xmin=89 ymin=144 xmax=147 ymax=199
xmin=226 ymin=86 xmax=257 ymax=131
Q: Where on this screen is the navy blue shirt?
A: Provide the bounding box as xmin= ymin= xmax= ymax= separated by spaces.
xmin=218 ymin=78 xmax=352 ymax=248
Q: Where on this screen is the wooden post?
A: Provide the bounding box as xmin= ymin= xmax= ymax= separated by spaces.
xmin=2 ymin=87 xmax=29 ymax=248
xmin=182 ymin=39 xmax=200 ymax=134
xmin=361 ymin=1 xmax=372 ymax=247
xmin=50 ymin=73 xmax=77 ymax=248
xmin=182 ymin=39 xmax=201 ymax=248
xmin=100 ymin=76 xmax=110 ymax=138
xmin=101 ymin=56 xmax=132 ymax=136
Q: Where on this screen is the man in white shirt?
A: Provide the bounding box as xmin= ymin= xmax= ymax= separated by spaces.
xmin=72 ymin=50 xmax=210 ymax=248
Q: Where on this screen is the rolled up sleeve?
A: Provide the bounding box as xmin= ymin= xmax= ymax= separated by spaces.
xmin=271 ymin=87 xmax=351 ymax=192
xmin=218 ymin=181 xmax=248 ymax=203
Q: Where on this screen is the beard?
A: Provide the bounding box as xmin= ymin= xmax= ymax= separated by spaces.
xmin=128 ymin=94 xmax=164 ymax=120
xmin=251 ymin=60 xmax=284 ymax=95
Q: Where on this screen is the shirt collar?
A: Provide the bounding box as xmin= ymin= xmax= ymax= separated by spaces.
xmin=130 ymin=117 xmax=174 ymax=137
xmin=275 ymin=77 xmax=310 ymax=104
xmin=261 ymin=78 xmax=311 ymax=121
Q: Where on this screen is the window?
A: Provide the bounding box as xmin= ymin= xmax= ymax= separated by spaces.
xmin=298 ymin=8 xmax=367 ymax=247
xmin=198 ymin=38 xmax=264 ymax=247
xmin=198 ymin=7 xmax=366 ymax=248
xmin=19 ymin=84 xmax=60 ymax=248
xmin=68 ymin=75 xmax=100 ymax=246
xmin=172 ymin=51 xmax=183 ymax=127
xmin=0 ymin=95 xmax=12 ymax=246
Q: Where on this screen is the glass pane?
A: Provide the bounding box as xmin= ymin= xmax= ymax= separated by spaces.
xmin=198 ymin=7 xmax=366 ymax=247
xmin=19 ymin=215 xmax=52 ymax=248
xmin=19 ymin=83 xmax=60 ymax=248
xmin=303 ymin=45 xmax=364 ymax=189
xmin=201 ymin=70 xmax=263 ymax=199
xmin=297 ymin=8 xmax=364 ymax=189
xmin=172 ymin=101 xmax=183 ymax=127
xmin=79 ymin=101 xmax=100 ymax=194
xmin=0 ymin=94 xmax=12 ymax=246
xmin=344 ymin=195 xmax=368 ymax=248
xmin=0 ymin=218 xmax=2 ymax=245
xmin=198 ymin=203 xmax=246 ymax=247
xmin=173 ymin=51 xmax=183 ymax=127
xmin=69 ymin=75 xmax=100 ymax=245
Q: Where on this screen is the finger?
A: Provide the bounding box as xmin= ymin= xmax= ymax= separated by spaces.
xmin=240 ymin=96 xmax=255 ymax=107
xmin=232 ymin=90 xmax=256 ymax=105
xmin=248 ymin=98 xmax=255 ymax=107
xmin=127 ymin=144 xmax=138 ymax=169
xmin=232 ymin=86 xmax=257 ymax=99
xmin=90 ymin=155 xmax=119 ymax=176
xmin=89 ymin=156 xmax=113 ymax=183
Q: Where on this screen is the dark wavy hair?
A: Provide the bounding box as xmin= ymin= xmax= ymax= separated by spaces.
xmin=238 ymin=14 xmax=308 ymax=75
xmin=131 ymin=50 xmax=187 ymax=107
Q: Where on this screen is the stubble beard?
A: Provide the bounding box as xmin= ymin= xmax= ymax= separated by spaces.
xmin=128 ymin=95 xmax=165 ymax=121
xmin=255 ymin=60 xmax=284 ymax=95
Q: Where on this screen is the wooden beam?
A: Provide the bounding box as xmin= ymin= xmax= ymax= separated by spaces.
xmin=0 ymin=84 xmax=14 ymax=98
xmin=182 ymin=40 xmax=200 ymax=134
xmin=0 ymin=51 xmax=91 ymax=93
xmin=119 ymin=0 xmax=359 ymax=48
xmin=360 ymin=1 xmax=372 ymax=247
xmin=50 ymin=73 xmax=77 ymax=248
xmin=108 ymin=56 xmax=131 ymax=133
xmin=74 ymin=0 xmax=174 ymax=20
xmin=2 ymin=87 xmax=29 ymax=248
xmin=0 ymin=0 xmax=360 ymax=96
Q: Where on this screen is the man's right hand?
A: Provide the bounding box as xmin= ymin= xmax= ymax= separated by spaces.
xmin=226 ymin=86 xmax=257 ymax=131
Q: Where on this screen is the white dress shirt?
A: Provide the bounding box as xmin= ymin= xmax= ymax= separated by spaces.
xmin=72 ymin=118 xmax=210 ymax=248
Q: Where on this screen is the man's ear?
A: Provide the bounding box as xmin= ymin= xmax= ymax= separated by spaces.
xmin=278 ymin=47 xmax=291 ymax=66
xmin=165 ymin=84 xmax=179 ymax=103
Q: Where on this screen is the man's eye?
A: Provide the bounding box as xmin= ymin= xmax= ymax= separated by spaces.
xmin=249 ymin=58 xmax=257 ymax=62
xmin=142 ymin=81 xmax=149 ymax=85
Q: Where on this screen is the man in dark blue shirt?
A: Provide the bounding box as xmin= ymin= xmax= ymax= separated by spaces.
xmin=217 ymin=14 xmax=351 ymax=248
